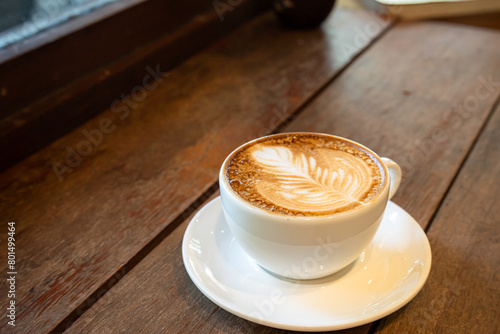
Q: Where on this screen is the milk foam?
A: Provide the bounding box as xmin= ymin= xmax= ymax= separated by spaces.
xmin=226 ymin=134 xmax=384 ymax=216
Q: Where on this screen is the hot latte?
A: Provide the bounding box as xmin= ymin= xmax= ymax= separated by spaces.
xmin=225 ymin=133 xmax=386 ymax=216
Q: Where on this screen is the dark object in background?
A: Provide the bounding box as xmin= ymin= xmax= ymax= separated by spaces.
xmin=0 ymin=0 xmax=35 ymax=33
xmin=272 ymin=0 xmax=336 ymax=29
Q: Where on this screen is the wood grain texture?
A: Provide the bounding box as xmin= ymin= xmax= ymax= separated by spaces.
xmin=284 ymin=21 xmax=500 ymax=227
xmin=68 ymin=190 xmax=374 ymax=334
xmin=64 ymin=20 xmax=500 ymax=334
xmin=375 ymin=99 xmax=500 ymax=334
xmin=0 ymin=8 xmax=391 ymax=333
xmin=0 ymin=0 xmax=270 ymax=173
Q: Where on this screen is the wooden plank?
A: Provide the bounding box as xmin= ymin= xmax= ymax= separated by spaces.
xmin=0 ymin=0 xmax=143 ymax=64
xmin=0 ymin=0 xmax=266 ymax=115
xmin=438 ymin=11 xmax=500 ymax=30
xmin=68 ymin=192 xmax=374 ymax=334
xmin=0 ymin=0 xmax=270 ymax=173
xmin=374 ymin=99 xmax=500 ymax=333
xmin=65 ymin=21 xmax=500 ymax=334
xmin=284 ymin=21 xmax=500 ymax=227
xmin=0 ymin=8 xmax=391 ymax=333
xmin=1 ymin=0 xmax=201 ymax=116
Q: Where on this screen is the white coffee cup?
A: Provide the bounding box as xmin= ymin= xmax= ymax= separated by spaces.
xmin=219 ymin=133 xmax=401 ymax=280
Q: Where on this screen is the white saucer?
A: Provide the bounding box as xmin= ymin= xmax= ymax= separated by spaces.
xmin=182 ymin=197 xmax=431 ymax=332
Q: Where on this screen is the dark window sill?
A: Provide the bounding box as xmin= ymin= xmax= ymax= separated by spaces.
xmin=0 ymin=0 xmax=270 ymax=173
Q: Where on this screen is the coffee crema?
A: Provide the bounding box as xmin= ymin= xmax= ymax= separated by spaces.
xmin=225 ymin=133 xmax=386 ymax=216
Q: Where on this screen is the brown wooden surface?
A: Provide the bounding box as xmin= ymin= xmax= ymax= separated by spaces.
xmin=375 ymin=88 xmax=500 ymax=334
xmin=1 ymin=0 xmax=205 ymax=116
xmin=0 ymin=8 xmax=392 ymax=333
xmin=66 ymin=191 xmax=372 ymax=334
xmin=65 ymin=18 xmax=500 ymax=334
xmin=439 ymin=10 xmax=500 ymax=30
xmin=0 ymin=0 xmax=269 ymax=173
xmin=1 ymin=3 xmax=500 ymax=334
xmin=283 ymin=21 xmax=500 ymax=227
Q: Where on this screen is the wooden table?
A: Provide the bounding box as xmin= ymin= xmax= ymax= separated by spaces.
xmin=1 ymin=4 xmax=499 ymax=334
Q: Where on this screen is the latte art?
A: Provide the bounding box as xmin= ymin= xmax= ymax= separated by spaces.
xmin=252 ymin=146 xmax=376 ymax=212
xmin=226 ymin=134 xmax=385 ymax=216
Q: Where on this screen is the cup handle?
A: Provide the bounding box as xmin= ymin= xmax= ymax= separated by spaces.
xmin=381 ymin=157 xmax=402 ymax=200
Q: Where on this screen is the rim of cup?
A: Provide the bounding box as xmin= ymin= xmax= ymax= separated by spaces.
xmin=219 ymin=132 xmax=391 ymax=222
